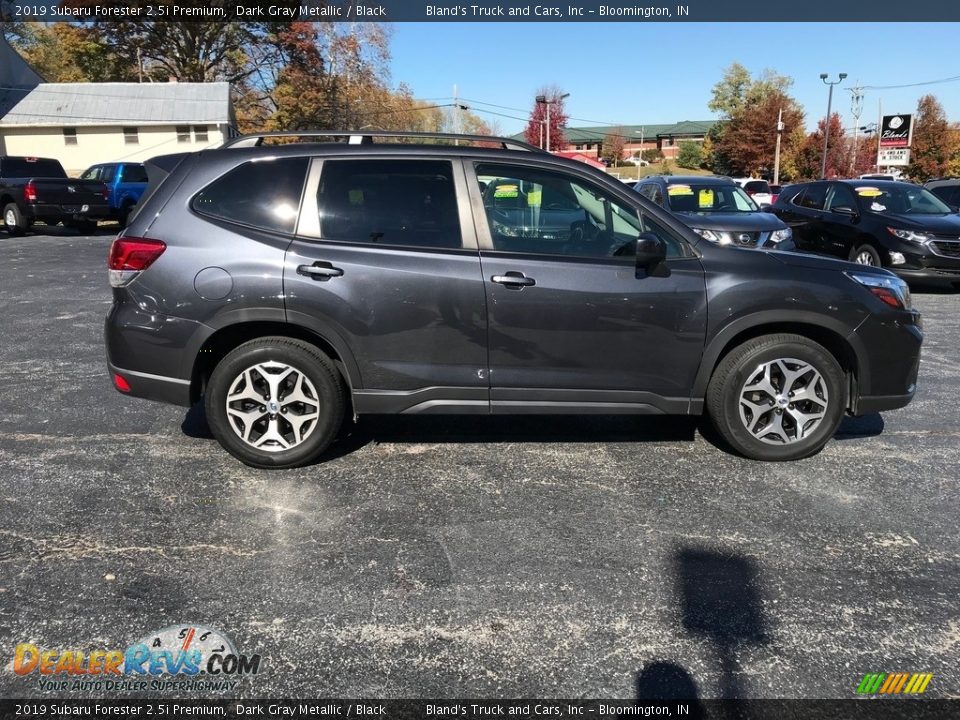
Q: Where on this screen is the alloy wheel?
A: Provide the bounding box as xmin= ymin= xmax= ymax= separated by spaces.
xmin=224 ymin=361 xmax=321 ymax=452
xmin=738 ymin=358 xmax=829 ymax=445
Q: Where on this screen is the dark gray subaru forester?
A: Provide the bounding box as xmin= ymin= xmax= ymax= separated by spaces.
xmin=105 ymin=131 xmax=922 ymax=468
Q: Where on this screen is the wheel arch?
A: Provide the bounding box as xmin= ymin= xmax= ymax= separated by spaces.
xmin=188 ymin=319 xmax=361 ymax=406
xmin=692 ymin=315 xmax=867 ymax=412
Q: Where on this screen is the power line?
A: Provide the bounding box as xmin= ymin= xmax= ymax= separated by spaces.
xmin=862 ymin=74 xmax=960 ymax=90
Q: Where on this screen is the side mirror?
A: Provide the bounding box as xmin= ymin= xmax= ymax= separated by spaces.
xmin=636 ymin=232 xmax=667 ymax=268
xmin=759 ymin=203 xmax=774 ymax=212
xmin=949 ymin=205 xmax=959 ymax=214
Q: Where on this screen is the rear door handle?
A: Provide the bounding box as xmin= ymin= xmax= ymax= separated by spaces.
xmin=491 ymin=272 xmax=535 ymax=288
xmin=297 ymin=261 xmax=344 ymax=280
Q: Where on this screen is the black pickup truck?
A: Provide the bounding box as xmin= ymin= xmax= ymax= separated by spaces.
xmin=1 ymin=156 xmax=110 ymax=234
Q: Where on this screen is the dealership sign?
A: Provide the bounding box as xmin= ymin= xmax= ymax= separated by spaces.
xmin=880 ymin=115 xmax=913 ymax=148
xmin=878 ymin=148 xmax=911 ymax=166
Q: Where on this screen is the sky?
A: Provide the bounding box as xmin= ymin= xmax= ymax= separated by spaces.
xmin=388 ymin=23 xmax=960 ymax=135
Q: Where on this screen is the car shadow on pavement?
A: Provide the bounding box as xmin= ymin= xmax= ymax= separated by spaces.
xmin=181 ymin=403 xmax=700 ymax=461
xmin=635 ymin=545 xmax=770 ymax=709
xmin=698 ymin=412 xmax=885 ymax=455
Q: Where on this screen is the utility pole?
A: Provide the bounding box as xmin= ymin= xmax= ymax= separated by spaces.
xmin=773 ymin=108 xmax=783 ymax=185
xmin=876 ymin=98 xmax=883 ymax=172
xmin=820 ymin=72 xmax=847 ymax=179
xmin=849 ymin=84 xmax=864 ymax=176
xmin=452 ymin=84 xmax=459 ymax=145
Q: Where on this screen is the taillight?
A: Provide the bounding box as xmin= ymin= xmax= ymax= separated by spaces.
xmin=112 ymin=374 xmax=132 ymax=393
xmin=24 ymin=181 xmax=37 ymax=203
xmin=108 ymin=237 xmax=166 ymax=288
xmin=100 ymin=183 xmax=109 ymax=201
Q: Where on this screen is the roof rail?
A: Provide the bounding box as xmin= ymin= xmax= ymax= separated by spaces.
xmin=221 ymin=130 xmax=544 ymax=153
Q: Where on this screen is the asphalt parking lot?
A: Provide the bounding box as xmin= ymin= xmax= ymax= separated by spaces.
xmin=1 ymin=229 xmax=958 ymax=701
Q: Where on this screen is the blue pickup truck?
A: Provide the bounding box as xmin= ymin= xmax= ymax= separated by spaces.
xmin=80 ymin=162 xmax=148 ymax=227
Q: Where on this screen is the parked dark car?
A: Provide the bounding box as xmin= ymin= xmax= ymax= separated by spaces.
xmin=633 ymin=175 xmax=793 ymax=249
xmin=81 ymin=162 xmax=149 ymax=227
xmin=769 ymin=184 xmax=783 ymax=205
xmin=924 ymin=178 xmax=960 ymax=211
xmin=1 ymin=156 xmax=109 ymax=234
xmin=771 ymin=179 xmax=960 ymax=285
xmin=106 ymin=131 xmax=921 ymax=468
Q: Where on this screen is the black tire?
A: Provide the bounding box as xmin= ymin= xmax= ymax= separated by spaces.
xmin=849 ymin=243 xmax=882 ymax=267
xmin=706 ymin=334 xmax=845 ymax=461
xmin=3 ymin=203 xmax=28 ymax=235
xmin=205 ymin=337 xmax=346 ymax=469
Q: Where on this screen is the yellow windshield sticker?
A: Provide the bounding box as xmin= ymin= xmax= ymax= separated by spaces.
xmin=698 ymin=189 xmax=714 ymax=208
xmin=856 ymin=187 xmax=883 ymax=197
xmin=348 ymin=189 xmax=364 ymax=205
xmin=668 ymin=185 xmax=693 ymax=196
xmin=527 ymin=190 xmax=542 ymax=207
xmin=494 ymin=184 xmax=519 ymax=198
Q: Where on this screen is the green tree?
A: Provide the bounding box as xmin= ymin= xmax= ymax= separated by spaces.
xmin=676 ymin=141 xmax=704 ymax=169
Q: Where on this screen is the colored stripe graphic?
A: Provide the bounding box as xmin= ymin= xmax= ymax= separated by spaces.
xmin=904 ymin=673 xmax=933 ymax=694
xmin=857 ymin=672 xmax=932 ymax=695
xmin=857 ymin=674 xmax=886 ymax=694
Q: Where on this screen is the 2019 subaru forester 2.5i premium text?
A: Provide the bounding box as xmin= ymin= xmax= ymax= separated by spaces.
xmin=105 ymin=131 xmax=922 ymax=468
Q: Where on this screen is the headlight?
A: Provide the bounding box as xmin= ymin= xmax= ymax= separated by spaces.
xmin=691 ymin=228 xmax=731 ymax=244
xmin=845 ymin=271 xmax=912 ymax=310
xmin=769 ymin=228 xmax=793 ymax=243
xmin=887 ymin=227 xmax=931 ymax=244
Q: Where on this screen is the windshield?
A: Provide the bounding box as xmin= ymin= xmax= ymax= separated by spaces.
xmin=854 ymin=185 xmax=952 ymax=215
xmin=665 ymin=183 xmax=759 ymax=213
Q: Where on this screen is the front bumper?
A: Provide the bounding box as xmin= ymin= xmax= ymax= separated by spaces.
xmin=886 ymin=238 xmax=960 ymax=284
xmin=850 ymin=312 xmax=922 ymax=415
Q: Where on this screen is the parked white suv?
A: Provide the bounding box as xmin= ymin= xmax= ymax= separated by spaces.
xmin=732 ymin=178 xmax=773 ymax=207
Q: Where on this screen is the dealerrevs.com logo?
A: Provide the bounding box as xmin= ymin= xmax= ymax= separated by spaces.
xmin=13 ymin=624 xmax=261 ymax=692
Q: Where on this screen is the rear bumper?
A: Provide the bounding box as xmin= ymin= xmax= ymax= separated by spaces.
xmin=107 ymin=362 xmax=192 ymax=406
xmin=28 ymin=203 xmax=111 ymax=222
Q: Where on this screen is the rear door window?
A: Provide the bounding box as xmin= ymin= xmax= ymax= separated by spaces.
xmin=316 ymin=159 xmax=462 ymax=249
xmin=826 ymin=184 xmax=858 ymax=212
xmin=796 ymin=183 xmax=828 ymax=210
xmin=192 ymin=157 xmax=309 ymax=234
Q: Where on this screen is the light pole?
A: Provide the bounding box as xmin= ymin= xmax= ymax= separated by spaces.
xmin=536 ymin=92 xmax=569 ymax=152
xmin=635 ymin=127 xmax=645 ymax=163
xmin=773 ymin=108 xmax=784 ymax=186
xmin=820 ymin=72 xmax=847 ymax=179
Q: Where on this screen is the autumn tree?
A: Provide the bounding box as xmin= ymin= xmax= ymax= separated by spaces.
xmin=706 ymin=64 xmax=799 ymax=177
xmin=713 ymin=90 xmax=805 ymax=178
xmin=601 ymin=127 xmax=627 ymax=166
xmin=524 ymin=86 xmax=569 ymax=151
xmin=795 ymin=113 xmax=848 ymax=180
xmin=907 ymin=95 xmax=957 ymax=182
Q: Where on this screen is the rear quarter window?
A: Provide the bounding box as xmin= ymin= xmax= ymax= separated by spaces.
xmin=192 ymin=157 xmax=309 ymax=234
xmin=122 ymin=164 xmax=149 ymax=183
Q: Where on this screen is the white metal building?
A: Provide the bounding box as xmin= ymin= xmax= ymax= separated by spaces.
xmin=0 ymin=40 xmax=236 ymax=175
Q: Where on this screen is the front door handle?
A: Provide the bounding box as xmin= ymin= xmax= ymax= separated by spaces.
xmin=491 ymin=272 xmax=535 ymax=288
xmin=297 ymin=261 xmax=344 ymax=280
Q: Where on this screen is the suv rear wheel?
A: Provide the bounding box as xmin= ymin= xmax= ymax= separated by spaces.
xmin=205 ymin=337 xmax=345 ymax=468
xmin=706 ymin=334 xmax=845 ymax=461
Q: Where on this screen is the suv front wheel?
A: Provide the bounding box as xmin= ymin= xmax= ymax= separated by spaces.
xmin=205 ymin=337 xmax=346 ymax=468
xmin=706 ymin=334 xmax=845 ymax=461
